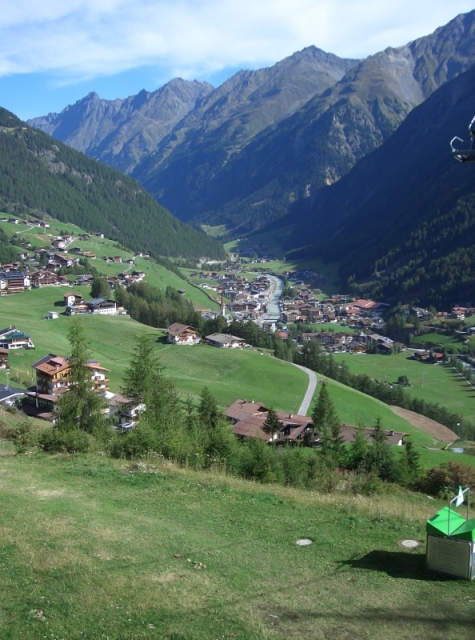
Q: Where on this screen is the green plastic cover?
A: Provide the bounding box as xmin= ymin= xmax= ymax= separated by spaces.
xmin=426 ymin=507 xmax=466 ymax=536
xmin=450 ymin=519 xmax=475 ymax=541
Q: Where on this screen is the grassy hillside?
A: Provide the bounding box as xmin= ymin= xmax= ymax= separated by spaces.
xmin=0 ymin=287 xmax=305 ymax=411
xmin=1 ymin=449 xmax=474 ymax=640
xmin=0 ymin=216 xmax=220 ymax=311
xmin=334 ymin=352 xmax=475 ymax=425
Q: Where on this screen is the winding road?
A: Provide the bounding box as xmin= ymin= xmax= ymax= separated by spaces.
xmin=293 ymin=363 xmax=318 ymax=416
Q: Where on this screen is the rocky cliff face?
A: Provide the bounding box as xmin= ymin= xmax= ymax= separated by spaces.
xmin=28 ymin=79 xmax=214 ymax=175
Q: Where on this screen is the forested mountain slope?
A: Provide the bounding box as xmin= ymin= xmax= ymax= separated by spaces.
xmin=280 ymin=63 xmax=475 ymax=308
xmin=0 ymin=109 xmax=225 ymax=260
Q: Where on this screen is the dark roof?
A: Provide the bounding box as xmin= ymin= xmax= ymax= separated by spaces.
xmin=339 ymin=424 xmax=406 ymax=446
xmin=0 ymin=384 xmax=25 ymax=402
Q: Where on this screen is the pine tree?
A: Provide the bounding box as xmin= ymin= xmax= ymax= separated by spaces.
xmin=347 ymin=425 xmax=368 ymax=471
xmin=263 ymin=407 xmax=284 ymax=444
xmin=121 ymin=332 xmax=180 ymax=435
xmin=312 ymin=382 xmax=341 ymax=463
xmin=90 ymin=277 xmax=111 ymax=299
xmin=399 ymin=438 xmax=422 ymax=485
xmin=365 ymin=417 xmax=399 ymax=481
xmin=198 ymin=386 xmax=220 ymax=430
xmin=55 ymin=318 xmax=106 ymax=434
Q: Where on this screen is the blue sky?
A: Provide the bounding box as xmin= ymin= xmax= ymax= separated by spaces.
xmin=1 ymin=0 xmax=474 ymax=121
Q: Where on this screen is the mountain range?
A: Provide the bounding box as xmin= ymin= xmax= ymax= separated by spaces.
xmin=29 ymin=10 xmax=475 ymax=240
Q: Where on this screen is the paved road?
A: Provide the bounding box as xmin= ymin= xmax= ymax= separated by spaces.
xmin=292 ymin=363 xmax=318 ymax=416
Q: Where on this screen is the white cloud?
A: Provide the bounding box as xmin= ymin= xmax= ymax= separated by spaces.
xmin=0 ymin=0 xmax=473 ymax=81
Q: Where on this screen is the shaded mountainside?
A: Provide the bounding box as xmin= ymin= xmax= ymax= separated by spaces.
xmin=0 ymin=109 xmax=225 ymax=260
xmin=134 ymin=47 xmax=358 ymax=220
xmin=188 ymin=10 xmax=475 ymax=235
xmin=28 ymin=79 xmax=214 ymax=175
xmin=281 ymin=63 xmax=475 ymax=308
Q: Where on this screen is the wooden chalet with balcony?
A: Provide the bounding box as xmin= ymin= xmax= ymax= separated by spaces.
xmin=166 ymin=323 xmax=200 ymax=345
xmin=24 ymin=354 xmax=110 ymax=420
xmin=0 ymin=326 xmax=35 ymax=350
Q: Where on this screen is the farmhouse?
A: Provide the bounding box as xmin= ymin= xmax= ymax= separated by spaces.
xmin=64 ymin=293 xmax=85 ymax=307
xmin=106 ymin=393 xmax=145 ymax=429
xmin=0 ymin=271 xmax=30 ymax=294
xmin=167 ymin=323 xmax=200 ymax=345
xmin=30 ymin=270 xmax=63 ymax=287
xmin=0 ymin=326 xmax=35 ymax=350
xmin=339 ymin=424 xmax=407 ymax=446
xmin=224 ymin=399 xmax=313 ymax=444
xmin=205 ymin=333 xmax=246 ymax=348
xmin=87 ymin=298 xmax=117 ymax=315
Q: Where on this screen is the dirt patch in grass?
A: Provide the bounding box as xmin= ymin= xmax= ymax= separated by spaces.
xmin=390 ymin=406 xmax=458 ymax=442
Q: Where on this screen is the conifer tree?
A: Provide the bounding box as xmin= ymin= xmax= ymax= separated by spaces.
xmin=312 ymin=382 xmax=341 ymax=462
xmin=198 ymin=386 xmax=220 ymax=430
xmin=365 ymin=417 xmax=399 ymax=481
xmin=121 ymin=332 xmax=178 ymax=432
xmin=263 ymin=407 xmax=284 ymax=444
xmin=55 ymin=318 xmax=106 ymax=434
xmin=348 ymin=425 xmax=369 ymax=471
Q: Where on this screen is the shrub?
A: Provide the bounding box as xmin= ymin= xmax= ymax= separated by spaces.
xmin=419 ymin=462 xmax=475 ymax=498
xmin=108 ymin=425 xmax=158 ymax=459
xmin=0 ymin=419 xmax=15 ymax=440
xmin=39 ymin=427 xmax=91 ymax=454
xmin=13 ymin=418 xmax=35 ymax=453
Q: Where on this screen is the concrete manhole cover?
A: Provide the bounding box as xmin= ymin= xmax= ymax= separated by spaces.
xmin=398 ymin=539 xmax=420 ymax=549
xmin=295 ymin=538 xmax=313 ymax=547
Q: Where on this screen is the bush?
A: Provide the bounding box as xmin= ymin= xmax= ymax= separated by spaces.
xmin=239 ymin=438 xmax=283 ymax=484
xmin=419 ymin=462 xmax=475 ymax=498
xmin=347 ymin=472 xmax=384 ymax=496
xmin=108 ymin=425 xmax=158 ymax=459
xmin=39 ymin=427 xmax=91 ymax=454
xmin=13 ymin=418 xmax=35 ymax=453
xmin=0 ymin=419 xmax=15 ymax=440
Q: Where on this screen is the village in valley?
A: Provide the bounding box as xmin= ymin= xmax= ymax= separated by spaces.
xmin=1 ymin=216 xmax=471 ymax=454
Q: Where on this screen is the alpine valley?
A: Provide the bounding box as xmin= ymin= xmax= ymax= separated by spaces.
xmin=26 ymin=9 xmax=475 ymax=305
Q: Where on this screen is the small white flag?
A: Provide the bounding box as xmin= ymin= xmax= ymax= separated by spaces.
xmin=455 ymin=486 xmax=464 ymax=507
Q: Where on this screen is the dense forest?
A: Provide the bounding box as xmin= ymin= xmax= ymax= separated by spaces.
xmin=0 ymin=108 xmax=225 ymax=261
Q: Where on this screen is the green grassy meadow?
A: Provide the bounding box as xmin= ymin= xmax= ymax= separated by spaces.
xmin=334 ymin=351 xmax=475 ymax=425
xmin=0 ymin=287 xmax=304 ymax=409
xmin=2 ymin=284 xmax=470 ymax=444
xmin=1 ymin=449 xmax=474 ymax=640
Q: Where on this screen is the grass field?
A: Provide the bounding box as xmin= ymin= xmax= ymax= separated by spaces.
xmin=412 ymin=332 xmax=466 ymax=351
xmin=1 ymin=286 xmax=468 ymax=445
xmin=1 ymin=448 xmax=474 ymax=640
xmin=334 ymin=351 xmax=475 ymax=425
xmin=0 ymin=288 xmax=305 ymax=409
